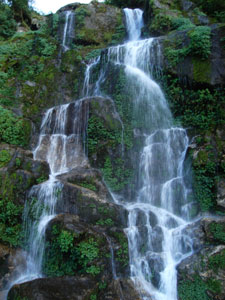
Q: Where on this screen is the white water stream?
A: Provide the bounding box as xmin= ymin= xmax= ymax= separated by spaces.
xmin=83 ymin=8 xmax=195 ymax=300
xmin=62 ymin=10 xmax=75 ymax=52
xmin=5 ymin=99 xmax=89 ymax=298
xmin=6 ymin=8 xmax=195 ymax=300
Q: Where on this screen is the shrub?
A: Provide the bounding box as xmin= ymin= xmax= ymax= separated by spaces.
xmin=0 ymin=105 xmax=31 ymax=147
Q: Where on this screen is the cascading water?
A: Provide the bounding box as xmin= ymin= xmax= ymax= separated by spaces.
xmin=6 ymin=7 xmax=196 ymax=300
xmin=6 ymin=99 xmax=89 ymax=297
xmin=61 ymin=10 xmax=75 ymax=52
xmin=84 ymin=8 xmax=195 ymax=300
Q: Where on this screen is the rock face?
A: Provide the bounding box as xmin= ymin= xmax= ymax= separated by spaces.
xmin=0 ymin=144 xmax=49 ymax=205
xmin=7 ymin=213 xmax=137 ymax=300
xmin=8 ymin=277 xmax=142 ymax=300
xmin=1 ymin=1 xmax=225 ymax=300
xmin=177 ymin=216 xmax=225 ymax=300
xmin=56 ymin=168 xmax=128 ymax=228
xmin=150 ymin=24 xmax=225 ymax=86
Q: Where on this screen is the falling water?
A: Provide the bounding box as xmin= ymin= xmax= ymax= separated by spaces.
xmin=62 ymin=11 xmax=75 ymax=52
xmin=84 ymin=8 xmax=195 ymax=300
xmin=6 ymin=99 xmax=89 ymax=297
xmin=6 ymin=7 xmax=195 ymax=300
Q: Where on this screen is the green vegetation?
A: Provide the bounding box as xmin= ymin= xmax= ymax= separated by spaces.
xmin=96 ymin=218 xmax=114 ymax=226
xmin=0 ymin=2 xmax=16 ymax=40
xmin=112 ymin=232 xmax=129 ymax=267
xmin=0 ymin=149 xmax=11 ymax=168
xmin=0 ymin=193 xmax=23 ymax=246
xmin=209 ymin=223 xmax=225 ymax=243
xmin=75 ymin=6 xmax=90 ymax=29
xmin=160 ymin=75 xmax=225 ymax=212
xmin=36 ymin=175 xmax=48 ymax=184
xmin=162 ymin=77 xmax=225 ymax=131
xmin=102 ymin=156 xmax=133 ymax=191
xmin=179 ymin=274 xmax=222 ymax=300
xmin=79 ymin=181 xmax=97 ymax=191
xmin=0 ymin=106 xmax=31 ymax=146
xmin=191 ymin=0 xmax=225 ymax=20
xmin=208 ymin=250 xmax=225 ymax=272
xmin=87 ymin=115 xmax=122 ymax=156
xmin=193 ymin=151 xmax=217 ymax=211
xmin=105 ymin=0 xmax=145 ymax=8
xmin=165 ymin=25 xmax=211 ymax=67
xmin=43 ymin=225 xmax=104 ymax=277
xmin=178 ymin=275 xmax=211 ymax=300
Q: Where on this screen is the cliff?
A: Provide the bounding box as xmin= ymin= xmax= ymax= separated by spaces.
xmin=0 ymin=1 xmax=224 ymax=300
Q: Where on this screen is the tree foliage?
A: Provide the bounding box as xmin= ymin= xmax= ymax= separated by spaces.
xmin=105 ymin=0 xmax=145 ymax=8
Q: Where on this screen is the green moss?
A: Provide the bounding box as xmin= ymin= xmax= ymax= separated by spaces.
xmin=0 ymin=106 xmax=31 ymax=147
xmin=75 ymin=5 xmax=91 ymax=29
xmin=0 ymin=172 xmax=23 ymax=247
xmin=112 ymin=231 xmax=129 ymax=267
xmin=79 ymin=181 xmax=97 ymax=192
xmin=209 ymin=222 xmax=225 ymax=243
xmin=178 ymin=275 xmax=211 ymax=300
xmin=0 ymin=150 xmax=11 ymax=168
xmin=193 ymin=58 xmax=211 ymax=83
xmin=206 ymin=278 xmax=222 ymax=294
xmin=208 ymin=250 xmax=225 ymax=272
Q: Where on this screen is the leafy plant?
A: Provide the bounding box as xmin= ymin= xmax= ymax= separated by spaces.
xmin=209 ymin=223 xmax=225 ymax=243
xmin=0 ymin=196 xmax=23 ymax=247
xmin=178 ymin=275 xmax=211 ymax=300
xmin=0 ymin=150 xmax=11 ymax=168
xmin=0 ymin=105 xmax=31 ymax=146
xmin=43 ymin=226 xmax=102 ymax=277
xmin=208 ymin=250 xmax=225 ymax=272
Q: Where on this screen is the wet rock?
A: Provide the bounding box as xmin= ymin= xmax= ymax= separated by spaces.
xmin=57 ymin=166 xmax=110 ymax=200
xmin=8 ymin=277 xmax=142 ymax=300
xmin=0 ymin=245 xmax=26 ymax=293
xmin=152 ymin=226 xmax=163 ymax=252
xmin=74 ymin=2 xmax=124 ymax=46
xmin=135 ymin=208 xmax=147 ymax=226
xmin=8 ymin=276 xmax=96 ymax=300
xmin=149 ymin=211 xmax=158 ymax=227
xmin=181 ymin=0 xmax=195 ymax=12
xmin=177 ymin=245 xmax=225 ymax=300
xmin=155 ymin=24 xmax=225 ymax=86
xmin=0 ymin=144 xmax=49 ymax=205
xmin=217 ymin=179 xmax=225 ymax=209
xmin=46 ymin=213 xmax=129 ymax=278
xmin=177 ymin=215 xmax=225 ymax=300
xmin=55 ymin=180 xmax=127 ymax=228
xmin=201 ymin=216 xmax=225 ymax=244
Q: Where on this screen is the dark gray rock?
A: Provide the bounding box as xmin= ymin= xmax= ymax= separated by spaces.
xmin=154 ymin=24 xmax=225 ymax=86
xmin=8 ymin=277 xmax=142 ymax=300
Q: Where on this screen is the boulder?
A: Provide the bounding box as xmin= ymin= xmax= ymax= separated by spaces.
xmin=8 ymin=277 xmax=142 ymax=300
xmin=0 ymin=144 xmax=49 ymax=206
xmin=177 ymin=216 xmax=225 ymax=300
xmin=55 ymin=181 xmax=127 ymax=228
xmin=153 ymin=24 xmax=225 ymax=86
xmin=45 ymin=213 xmax=129 ymax=278
xmin=217 ymin=179 xmax=225 ymax=209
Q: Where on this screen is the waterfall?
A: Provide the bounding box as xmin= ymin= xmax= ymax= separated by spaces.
xmin=84 ymin=8 xmax=195 ymax=300
xmin=61 ymin=11 xmax=75 ymax=52
xmin=6 ymin=99 xmax=89 ymax=296
xmin=6 ymin=7 xmax=195 ymax=300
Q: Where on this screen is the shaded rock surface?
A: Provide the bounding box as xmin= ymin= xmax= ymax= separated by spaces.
xmin=0 ymin=144 xmax=49 ymax=206
xmin=8 ymin=277 xmax=142 ymax=300
xmin=177 ymin=216 xmax=225 ymax=300
xmin=152 ymin=24 xmax=225 ymax=86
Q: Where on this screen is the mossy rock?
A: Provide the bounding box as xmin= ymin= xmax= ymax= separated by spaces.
xmin=75 ymin=3 xmax=125 ymax=47
xmin=192 ymin=58 xmax=211 ymax=83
